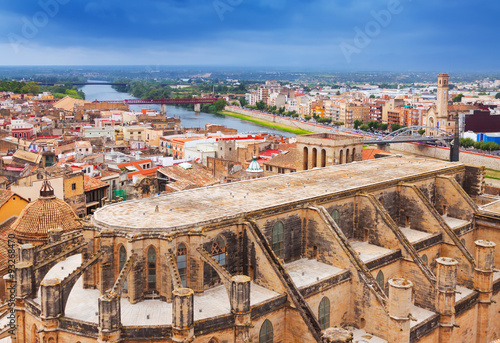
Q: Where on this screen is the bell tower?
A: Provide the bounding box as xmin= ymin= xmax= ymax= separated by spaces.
xmin=437 ymin=73 xmax=450 ymax=120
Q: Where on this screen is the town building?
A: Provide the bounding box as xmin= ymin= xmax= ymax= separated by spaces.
xmin=0 ymin=189 xmax=29 ymax=223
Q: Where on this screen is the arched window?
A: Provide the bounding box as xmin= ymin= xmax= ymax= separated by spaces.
xmin=119 ymin=245 xmax=127 ymax=272
xmin=31 ymin=324 xmax=39 ymax=343
xmin=318 ymin=297 xmax=331 ymax=330
xmin=147 ymin=247 xmax=157 ymax=291
xmin=330 ymin=209 xmax=340 ymax=226
xmin=339 ymin=150 xmax=343 ymax=164
xmin=177 ymin=243 xmax=187 ymax=287
xmin=119 ymin=245 xmax=127 ymax=290
xmin=321 ymin=149 xmax=326 ymax=167
xmin=303 ymin=147 xmax=309 ymax=170
xmin=421 ymin=254 xmax=428 ymax=265
xmin=312 ymin=148 xmax=317 ymax=168
xmin=212 ymin=236 xmax=226 ymax=266
xmin=259 ymin=320 xmax=273 ymax=343
xmin=272 ymin=221 xmax=284 ymax=259
xmin=376 ymin=270 xmax=384 ymax=290
xmin=346 ymin=148 xmax=350 ymax=163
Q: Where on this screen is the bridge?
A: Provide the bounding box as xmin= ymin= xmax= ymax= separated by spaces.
xmin=339 ymin=126 xmax=459 ymax=162
xmin=336 ymin=126 xmax=455 ymax=145
xmin=37 ymin=82 xmax=129 ymax=86
xmin=93 ymin=98 xmax=218 ymax=105
xmin=362 ymin=126 xmax=455 ymax=144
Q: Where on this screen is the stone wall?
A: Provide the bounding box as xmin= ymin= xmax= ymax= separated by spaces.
xmin=391 ymin=142 xmax=500 ymax=170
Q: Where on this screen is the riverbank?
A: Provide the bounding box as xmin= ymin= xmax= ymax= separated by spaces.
xmin=225 ymin=106 xmax=333 ymax=134
xmin=218 ymin=110 xmax=313 ymax=135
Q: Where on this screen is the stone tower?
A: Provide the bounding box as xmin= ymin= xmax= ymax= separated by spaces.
xmin=437 ymin=73 xmax=450 ymax=122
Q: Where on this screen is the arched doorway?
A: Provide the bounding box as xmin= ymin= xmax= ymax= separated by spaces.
xmin=321 ymin=149 xmax=326 ymax=167
xmin=312 ymin=148 xmax=317 ymax=168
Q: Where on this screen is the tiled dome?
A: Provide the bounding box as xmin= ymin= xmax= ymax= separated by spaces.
xmin=246 ymin=156 xmax=263 ymax=173
xmin=11 ymin=180 xmax=82 ymax=243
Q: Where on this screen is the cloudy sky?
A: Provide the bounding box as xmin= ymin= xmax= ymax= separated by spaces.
xmin=0 ymin=0 xmax=498 ymax=71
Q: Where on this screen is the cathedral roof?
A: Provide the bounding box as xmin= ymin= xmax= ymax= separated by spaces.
xmin=93 ymin=156 xmax=461 ymax=232
xmin=11 ymin=180 xmax=82 ymax=243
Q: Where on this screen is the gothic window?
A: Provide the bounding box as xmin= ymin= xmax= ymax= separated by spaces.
xmin=319 ymin=297 xmax=331 ymax=330
xmin=330 ymin=209 xmax=340 ymax=227
xmin=259 ymin=320 xmax=274 ymax=343
xmin=147 ymin=246 xmax=157 ymax=291
xmin=272 ymin=221 xmax=284 ymax=259
xmin=212 ymin=236 xmax=226 ymax=266
xmin=376 ymin=270 xmax=384 ymax=290
xmin=177 ymin=243 xmax=188 ymax=288
xmin=119 ymin=245 xmax=127 ymax=272
xmin=119 ymin=245 xmax=127 ymax=290
xmin=31 ymin=325 xmax=39 ymax=343
xmin=421 ymin=254 xmax=428 ymax=265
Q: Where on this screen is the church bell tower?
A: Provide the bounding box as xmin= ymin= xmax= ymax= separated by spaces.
xmin=437 ymin=73 xmax=450 ymax=120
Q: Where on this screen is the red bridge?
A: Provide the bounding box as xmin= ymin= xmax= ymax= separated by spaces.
xmin=94 ymin=98 xmax=219 ymax=105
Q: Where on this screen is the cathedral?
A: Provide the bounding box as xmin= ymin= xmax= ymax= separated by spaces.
xmin=2 ymin=155 xmax=500 ymax=343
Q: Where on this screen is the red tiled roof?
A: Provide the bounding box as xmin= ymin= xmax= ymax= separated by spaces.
xmin=259 ymin=149 xmax=282 ymax=158
xmin=117 ymin=159 xmax=152 ymax=169
xmin=263 ymin=149 xmax=298 ymax=170
xmin=128 ymin=167 xmax=159 ymax=181
xmin=362 ymin=148 xmax=394 ymax=161
xmin=84 ymin=175 xmax=109 ymax=192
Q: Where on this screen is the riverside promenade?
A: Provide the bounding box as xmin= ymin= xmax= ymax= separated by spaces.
xmin=224 ymin=106 xmax=332 ymax=134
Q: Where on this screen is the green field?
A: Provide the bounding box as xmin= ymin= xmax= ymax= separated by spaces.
xmin=218 ymin=111 xmax=313 ymax=135
xmin=485 ymin=169 xmax=500 ymax=181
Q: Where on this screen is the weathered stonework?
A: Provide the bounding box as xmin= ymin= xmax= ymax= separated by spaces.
xmin=6 ymin=156 xmax=500 ymax=343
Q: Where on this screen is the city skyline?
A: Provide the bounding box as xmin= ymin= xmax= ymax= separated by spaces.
xmin=0 ymin=0 xmax=499 ymax=71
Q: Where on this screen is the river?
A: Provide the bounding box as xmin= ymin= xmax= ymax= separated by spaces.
xmin=80 ymin=82 xmax=293 ymax=137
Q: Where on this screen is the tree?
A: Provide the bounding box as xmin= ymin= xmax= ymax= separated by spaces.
xmin=459 ymin=137 xmax=475 ymax=148
xmin=496 ymin=92 xmax=500 ymax=99
xmin=368 ymin=121 xmax=380 ymax=130
xmin=239 ymin=97 xmax=247 ymax=107
xmin=334 ymin=121 xmax=344 ymax=126
xmin=304 ymin=115 xmax=312 ymax=120
xmin=452 ymin=94 xmax=464 ymax=103
xmin=353 ymin=120 xmax=363 ymax=129
xmin=255 ymin=101 xmax=266 ymax=110
xmin=20 ymin=81 xmax=40 ymax=94
xmin=379 ymin=123 xmax=389 ymax=131
xmin=418 ymin=129 xmax=425 ymax=135
xmin=213 ymin=98 xmax=228 ymax=112
xmin=391 ymin=124 xmax=402 ymax=132
xmin=336 ymin=91 xmax=341 ymax=96
xmin=360 ymin=124 xmax=370 ymax=131
xmin=369 ymin=95 xmax=376 ymax=99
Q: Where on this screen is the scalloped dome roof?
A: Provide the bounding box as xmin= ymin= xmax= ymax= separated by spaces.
xmin=246 ymin=156 xmax=263 ymax=173
xmin=11 ymin=180 xmax=82 ymax=243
